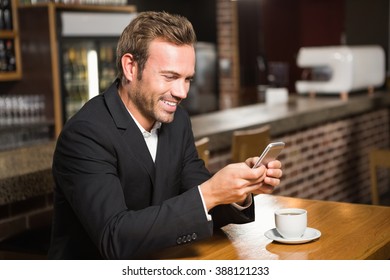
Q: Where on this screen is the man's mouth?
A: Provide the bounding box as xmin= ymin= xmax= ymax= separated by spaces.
xmin=162 ymin=100 xmax=178 ymax=107
xmin=160 ymin=99 xmax=179 ymax=113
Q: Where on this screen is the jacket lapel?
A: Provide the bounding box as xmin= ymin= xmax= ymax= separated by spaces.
xmin=152 ymin=124 xmax=171 ymax=205
xmin=103 ymin=80 xmax=156 ymax=186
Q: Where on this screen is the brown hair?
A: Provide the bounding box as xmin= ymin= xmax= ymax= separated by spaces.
xmin=116 ymin=11 xmax=197 ymax=83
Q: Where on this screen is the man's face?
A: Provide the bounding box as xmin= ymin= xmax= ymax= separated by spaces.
xmin=128 ymin=39 xmax=195 ymax=129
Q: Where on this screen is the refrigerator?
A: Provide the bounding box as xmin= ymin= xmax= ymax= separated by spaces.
xmin=57 ymin=11 xmax=137 ymax=122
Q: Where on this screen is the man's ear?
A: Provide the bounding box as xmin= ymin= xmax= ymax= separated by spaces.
xmin=121 ymin=53 xmax=137 ymax=82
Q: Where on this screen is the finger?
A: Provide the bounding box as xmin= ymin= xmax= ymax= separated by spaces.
xmin=266 ymin=168 xmax=283 ymax=179
xmin=243 ymin=184 xmax=263 ymax=196
xmin=259 ymin=184 xmax=275 ymax=194
xmin=264 ymin=176 xmax=280 ymax=187
xmin=244 ymin=164 xmax=267 ymax=180
xmin=252 ymin=184 xmax=275 ymax=195
xmin=245 ymin=157 xmax=258 ymax=168
xmin=266 ymin=160 xmax=282 ymax=169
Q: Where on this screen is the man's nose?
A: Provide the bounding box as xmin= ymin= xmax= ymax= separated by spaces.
xmin=171 ymin=80 xmax=189 ymax=100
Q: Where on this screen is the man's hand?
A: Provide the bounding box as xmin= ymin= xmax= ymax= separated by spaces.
xmin=200 ymin=159 xmax=282 ymax=211
xmin=248 ymin=158 xmax=282 ymax=195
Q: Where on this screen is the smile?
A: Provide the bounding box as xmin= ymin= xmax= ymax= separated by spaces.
xmin=162 ymin=100 xmax=178 ymax=107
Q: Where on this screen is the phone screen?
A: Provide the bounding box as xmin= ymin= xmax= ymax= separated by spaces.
xmin=253 ymin=142 xmax=285 ymax=168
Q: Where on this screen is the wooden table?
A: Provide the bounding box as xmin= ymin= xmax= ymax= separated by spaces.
xmin=151 ymin=194 xmax=390 ymax=260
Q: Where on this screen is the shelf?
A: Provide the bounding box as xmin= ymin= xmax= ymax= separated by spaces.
xmin=0 ymin=30 xmax=17 ymax=39
xmin=0 ymin=119 xmax=55 ymax=131
xmin=18 ymin=3 xmax=137 ymax=13
xmin=0 ymin=71 xmax=21 ymax=81
xmin=0 ymin=0 xmax=22 ymax=81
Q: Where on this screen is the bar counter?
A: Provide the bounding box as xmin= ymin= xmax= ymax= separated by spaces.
xmin=191 ymin=91 xmax=390 ymax=151
xmin=0 ymin=141 xmax=55 ymax=205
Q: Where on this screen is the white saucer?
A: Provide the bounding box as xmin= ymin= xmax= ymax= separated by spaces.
xmin=264 ymin=227 xmax=321 ymax=244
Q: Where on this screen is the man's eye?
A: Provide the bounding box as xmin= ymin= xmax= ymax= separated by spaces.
xmin=164 ymin=75 xmax=176 ymax=80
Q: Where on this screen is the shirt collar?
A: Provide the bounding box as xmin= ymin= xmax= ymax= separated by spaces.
xmin=127 ymin=109 xmax=161 ymax=136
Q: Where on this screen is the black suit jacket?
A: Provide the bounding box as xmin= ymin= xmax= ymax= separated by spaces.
xmin=48 ymin=81 xmax=254 ymax=259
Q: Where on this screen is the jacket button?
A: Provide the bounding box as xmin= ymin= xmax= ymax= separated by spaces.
xmin=192 ymin=233 xmax=197 ymax=240
xmin=186 ymin=235 xmax=192 ymax=242
xmin=176 ymin=237 xmax=182 ymax=244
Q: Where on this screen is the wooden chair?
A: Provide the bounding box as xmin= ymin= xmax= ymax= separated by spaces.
xmin=195 ymin=137 xmax=210 ymax=169
xmin=231 ymin=125 xmax=270 ymax=163
xmin=369 ymin=149 xmax=390 ymax=205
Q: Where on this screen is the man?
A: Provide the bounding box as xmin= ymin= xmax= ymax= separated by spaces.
xmin=48 ymin=11 xmax=282 ymax=259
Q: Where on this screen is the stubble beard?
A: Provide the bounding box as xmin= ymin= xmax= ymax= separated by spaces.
xmin=132 ymin=88 xmax=175 ymax=125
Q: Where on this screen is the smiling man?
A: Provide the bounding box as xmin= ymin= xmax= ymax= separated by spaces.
xmin=48 ymin=11 xmax=282 ymax=260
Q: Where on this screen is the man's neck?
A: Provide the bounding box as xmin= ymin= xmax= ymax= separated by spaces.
xmin=118 ymin=86 xmax=154 ymax=131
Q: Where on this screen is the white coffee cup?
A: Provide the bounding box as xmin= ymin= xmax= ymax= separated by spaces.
xmin=275 ymin=208 xmax=307 ymax=239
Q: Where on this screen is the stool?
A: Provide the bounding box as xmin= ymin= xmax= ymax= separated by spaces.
xmin=195 ymin=137 xmax=210 ymax=169
xmin=231 ymin=125 xmax=270 ymax=163
xmin=369 ymin=149 xmax=390 ymax=205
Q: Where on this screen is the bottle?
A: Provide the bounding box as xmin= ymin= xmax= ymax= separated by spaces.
xmin=79 ymin=47 xmax=89 ymax=102
xmin=63 ymin=51 xmax=72 ymax=84
xmin=2 ymin=0 xmax=12 ymax=30
xmin=80 ymin=47 xmax=88 ymax=81
xmin=0 ymin=9 xmax=4 ymax=30
xmin=99 ymin=46 xmax=108 ymax=90
xmin=0 ymin=40 xmax=8 ymax=72
xmin=5 ymin=39 xmax=16 ymax=71
xmin=65 ymin=47 xmax=77 ymax=119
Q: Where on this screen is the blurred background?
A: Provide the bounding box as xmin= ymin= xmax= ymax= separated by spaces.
xmin=0 ymin=0 xmax=389 ymax=259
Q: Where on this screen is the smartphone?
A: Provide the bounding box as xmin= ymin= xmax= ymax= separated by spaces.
xmin=252 ymin=141 xmax=285 ymax=169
